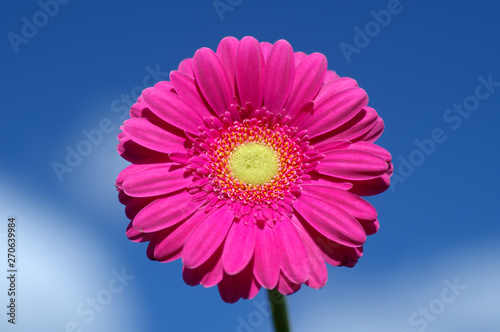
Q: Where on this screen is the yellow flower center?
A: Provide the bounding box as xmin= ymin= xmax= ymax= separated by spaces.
xmin=229 ymin=142 xmax=279 ymax=185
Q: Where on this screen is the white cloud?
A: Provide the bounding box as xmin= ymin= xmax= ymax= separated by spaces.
xmin=292 ymin=243 xmax=500 ymax=332
xmin=0 ymin=176 xmax=145 ymax=332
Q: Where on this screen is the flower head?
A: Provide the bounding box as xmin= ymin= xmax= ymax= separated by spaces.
xmin=116 ymin=36 xmax=392 ymax=303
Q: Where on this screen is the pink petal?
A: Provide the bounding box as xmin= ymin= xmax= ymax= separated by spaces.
xmin=294 ymin=51 xmax=308 ymax=64
xmin=359 ymin=219 xmax=379 ymax=236
xmin=316 ymin=148 xmax=389 ymax=181
xmin=118 ymin=190 xmax=131 ymax=206
xmin=293 ymin=192 xmax=366 ymax=247
xmin=313 ymin=77 xmax=359 ymax=106
xmin=125 ymin=196 xmax=157 ymax=220
xmin=133 ymin=190 xmax=204 ymax=232
xmin=246 ymin=277 xmax=261 ymax=300
xmin=387 ymin=162 xmax=394 ymax=177
xmin=276 ymin=273 xmax=301 ymax=295
xmin=263 ymin=39 xmax=295 ymax=114
xmin=295 ymin=216 xmax=363 ymax=267
xmin=235 ymin=262 xmax=260 ymax=300
xmin=217 ymin=273 xmax=238 ymax=303
xmin=360 ymin=116 xmax=385 ymax=143
xmin=236 ymin=36 xmax=265 ymax=109
xmin=170 ymin=70 xmax=213 ymax=118
xmin=118 ymin=137 xmax=171 ymax=164
xmin=142 ymin=87 xmax=203 ymax=134
xmin=253 ymin=225 xmax=280 ymax=289
xmin=290 ymin=216 xmax=327 ymax=289
xmin=321 ymin=107 xmax=379 ymax=143
xmin=125 ymin=221 xmax=152 ymax=243
xmin=260 ymin=41 xmax=272 ymax=61
xmin=223 ymin=220 xmax=255 ymax=275
xmin=349 ymin=174 xmax=391 ymax=196
xmin=130 ymin=101 xmax=148 ymax=118
xmin=339 ymin=246 xmax=364 ymax=267
xmin=285 ymin=53 xmax=327 ymax=118
xmin=320 ymin=239 xmax=362 ymax=267
xmin=121 ymin=118 xmax=187 ymax=154
xmin=216 ymin=36 xmax=239 ymax=96
xmin=200 ymin=255 xmax=224 ymax=287
xmin=306 ymin=175 xmax=354 ymax=191
xmin=169 ymin=152 xmax=190 ymax=165
xmin=218 ymin=263 xmax=260 ymax=303
xmin=154 ymin=81 xmax=175 ymax=92
xmin=183 ymin=205 xmax=234 ymax=269
xmin=193 ymin=47 xmax=233 ymax=115
xmin=324 ymin=70 xmax=340 ymax=82
xmin=301 ymin=88 xmax=368 ymax=138
xmin=301 ymin=184 xmax=377 ymax=222
xmin=274 ymin=217 xmax=310 ymax=284
xmin=178 ymin=58 xmax=194 ymax=78
xmin=122 ymin=165 xmax=191 ymax=197
xmin=350 ymin=141 xmax=391 ymax=163
xmin=183 ymin=245 xmax=223 ymax=287
xmin=117 ymin=162 xmax=163 ymax=190
xmin=311 ymin=139 xmax=351 ymax=154
xmin=151 ymin=208 xmax=207 ymax=262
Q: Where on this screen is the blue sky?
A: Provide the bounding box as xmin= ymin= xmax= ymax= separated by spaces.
xmin=1 ymin=0 xmax=499 ymax=331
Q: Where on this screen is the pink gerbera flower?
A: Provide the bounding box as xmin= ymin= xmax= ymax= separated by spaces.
xmin=116 ymin=36 xmax=392 ymax=303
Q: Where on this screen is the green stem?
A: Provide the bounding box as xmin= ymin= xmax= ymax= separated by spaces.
xmin=268 ymin=289 xmax=291 ymax=332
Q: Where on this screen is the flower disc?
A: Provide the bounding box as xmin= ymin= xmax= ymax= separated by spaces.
xmin=229 ymin=142 xmax=279 ymax=185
